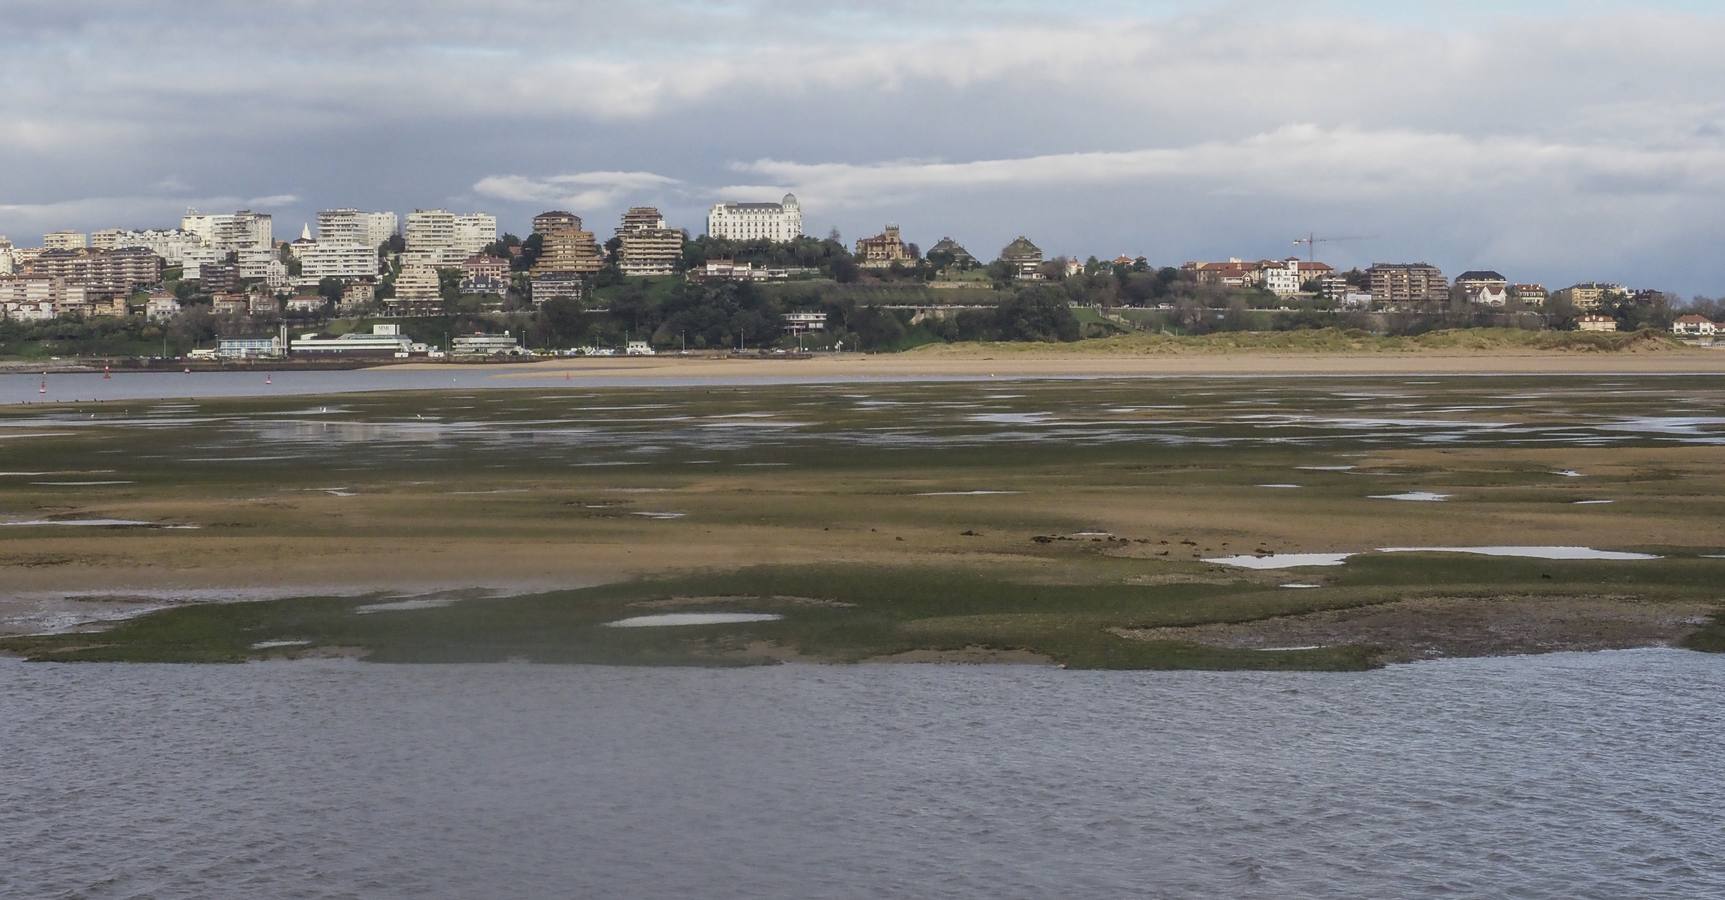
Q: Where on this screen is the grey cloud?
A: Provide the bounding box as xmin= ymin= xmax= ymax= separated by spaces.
xmin=2 ymin=4 xmax=1724 ymax=293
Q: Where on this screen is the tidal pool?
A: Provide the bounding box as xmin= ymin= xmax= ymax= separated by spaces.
xmin=1378 ymin=546 xmax=1661 ymax=561
xmin=1203 ymin=553 xmax=1355 ymax=569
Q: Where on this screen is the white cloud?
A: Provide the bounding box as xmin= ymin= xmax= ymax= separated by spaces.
xmin=471 ymin=171 xmax=682 ymax=211
xmin=244 ymin=194 xmax=300 ymax=208
xmin=725 ymin=126 xmax=1725 ymax=210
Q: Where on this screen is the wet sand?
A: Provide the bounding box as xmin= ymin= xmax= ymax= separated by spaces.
xmin=405 ymin=349 xmax=1725 ymax=380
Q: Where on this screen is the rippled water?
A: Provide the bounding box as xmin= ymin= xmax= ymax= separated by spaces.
xmin=4 ymin=650 xmax=1722 ymax=899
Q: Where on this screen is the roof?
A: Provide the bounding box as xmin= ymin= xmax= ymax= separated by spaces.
xmin=1456 ymin=270 xmax=1507 ymax=282
xmin=1000 ymin=236 xmax=1043 ymax=258
xmin=1675 ymin=314 xmax=1712 ymax=323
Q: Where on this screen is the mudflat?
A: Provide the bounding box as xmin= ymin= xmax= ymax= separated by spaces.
xmin=2 ymin=374 xmax=1723 ymax=668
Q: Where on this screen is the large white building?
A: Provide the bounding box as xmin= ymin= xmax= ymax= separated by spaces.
xmin=706 ymin=194 xmax=802 ymax=242
xmin=317 ymin=209 xmax=398 ymax=248
xmin=298 ymin=242 xmax=379 ymax=281
xmin=181 ymin=210 xmax=273 ymax=250
xmin=404 ymin=209 xmax=496 ymax=266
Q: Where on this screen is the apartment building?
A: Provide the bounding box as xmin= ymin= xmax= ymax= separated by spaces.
xmin=43 ymin=230 xmax=87 ymax=250
xmin=1554 ymin=282 xmax=1626 ymax=311
xmin=1511 ymin=284 xmax=1548 ymax=308
xmin=926 ymin=237 xmax=977 ymax=268
xmin=100 ymin=229 xmax=205 ymax=266
xmin=535 ymin=223 xmax=604 ymax=275
xmin=999 ymin=236 xmax=1045 ymax=280
xmin=181 ymin=210 xmax=273 ymax=250
xmin=530 ymin=272 xmax=586 ymax=304
xmin=855 ymin=225 xmax=910 ymax=268
xmin=616 ymin=207 xmax=683 ymax=277
xmin=1260 ymin=259 xmax=1303 ymax=296
xmin=707 ymin=194 xmax=802 ymax=242
xmin=90 ymin=229 xmax=123 ymax=250
xmin=200 ymin=263 xmax=241 ymax=294
xmin=235 ymin=247 xmax=287 ymax=285
xmin=1368 ymin=263 xmax=1448 ymax=304
xmin=317 ymin=209 xmax=398 ymax=248
xmin=0 ymin=275 xmax=90 ymax=318
xmin=533 ymin=211 xmax=582 ymax=234
xmin=181 ymin=248 xmax=227 ymax=281
xmin=386 ymin=264 xmax=443 ymax=316
xmin=24 ymin=247 xmax=165 ymax=292
xmin=404 ymin=209 xmax=496 ymax=266
xmin=299 ymin=242 xmax=380 ymax=281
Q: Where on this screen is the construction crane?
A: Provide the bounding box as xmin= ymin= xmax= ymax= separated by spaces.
xmin=1292 ymin=232 xmax=1372 ymax=263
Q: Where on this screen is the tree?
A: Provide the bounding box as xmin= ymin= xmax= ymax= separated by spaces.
xmin=515 ymin=233 xmax=544 ymax=272
xmin=316 ymin=277 xmax=344 ymax=304
xmin=991 ymin=286 xmax=1081 ymax=342
xmin=540 ymin=297 xmax=587 ymax=345
xmin=830 ymin=255 xmax=860 ymax=284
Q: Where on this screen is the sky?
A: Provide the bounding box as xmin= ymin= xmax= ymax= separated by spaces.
xmin=2 ymin=0 xmax=1723 ymax=296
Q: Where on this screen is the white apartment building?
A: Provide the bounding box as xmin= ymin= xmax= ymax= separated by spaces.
xmin=405 ymin=209 xmax=497 ymax=266
xmin=99 ymin=229 xmax=205 ymax=266
xmin=706 ymin=194 xmax=802 ymax=242
xmin=235 ymin=248 xmax=279 ymax=279
xmin=181 ymin=247 xmax=227 ymax=280
xmin=317 ymin=209 xmax=398 ymax=248
xmin=181 ymin=210 xmax=273 ymax=250
xmin=1261 ymin=260 xmax=1303 ymax=297
xmin=299 ymin=242 xmax=380 ymax=281
xmin=44 ymin=230 xmax=87 ymax=250
xmin=0 ymin=236 xmax=13 ymax=275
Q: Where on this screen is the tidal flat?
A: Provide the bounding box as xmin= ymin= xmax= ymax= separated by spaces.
xmin=2 ymin=374 xmax=1724 ymax=669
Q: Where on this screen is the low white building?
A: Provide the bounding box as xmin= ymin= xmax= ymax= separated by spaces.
xmin=451 ymin=331 xmax=526 ymax=357
xmin=1672 ymin=314 xmax=1719 ymax=337
xmin=291 ymin=323 xmax=422 ymax=357
xmin=783 ymin=311 xmax=827 ymax=333
xmin=146 ymin=295 xmax=182 ymax=321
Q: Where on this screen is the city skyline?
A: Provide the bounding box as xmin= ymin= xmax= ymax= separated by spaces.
xmin=4 ymin=1 xmax=1725 ymax=294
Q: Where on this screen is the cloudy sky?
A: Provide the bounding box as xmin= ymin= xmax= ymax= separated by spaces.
xmin=3 ymin=0 xmax=1723 ymax=294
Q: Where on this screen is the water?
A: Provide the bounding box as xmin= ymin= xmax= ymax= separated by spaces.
xmin=0 ymin=368 xmax=1005 ymax=405
xmin=4 ymin=650 xmax=1721 ymax=899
